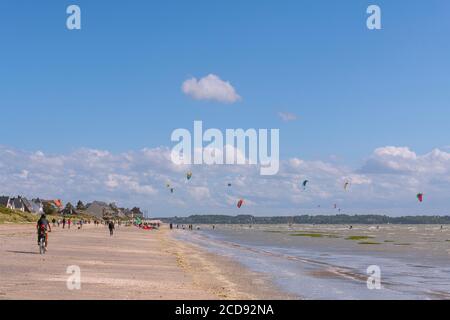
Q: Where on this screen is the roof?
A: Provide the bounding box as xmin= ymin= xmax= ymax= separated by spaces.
xmin=86 ymin=201 xmax=114 ymax=218
xmin=22 ymin=197 xmax=42 ymax=214
xmin=12 ymin=198 xmax=24 ymax=209
xmin=0 ymin=196 xmax=10 ymax=207
xmin=21 ymin=198 xmax=33 ymax=211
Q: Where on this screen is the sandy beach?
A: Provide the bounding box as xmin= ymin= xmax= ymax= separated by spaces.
xmin=0 ymin=223 xmax=288 ymax=300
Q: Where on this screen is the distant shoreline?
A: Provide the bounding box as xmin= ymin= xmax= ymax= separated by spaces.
xmin=158 ymin=214 xmax=450 ymax=225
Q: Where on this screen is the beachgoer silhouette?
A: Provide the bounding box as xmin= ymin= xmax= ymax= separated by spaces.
xmin=108 ymin=221 xmax=115 ymax=236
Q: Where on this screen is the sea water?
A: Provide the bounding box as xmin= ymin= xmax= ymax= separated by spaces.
xmin=174 ymin=224 xmax=450 ymax=299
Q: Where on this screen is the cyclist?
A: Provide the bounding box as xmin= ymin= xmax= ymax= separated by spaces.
xmin=36 ymin=214 xmax=52 ymax=248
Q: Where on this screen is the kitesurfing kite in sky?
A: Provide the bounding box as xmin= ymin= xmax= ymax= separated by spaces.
xmin=417 ymin=193 xmax=424 ymax=203
xmin=302 ymin=180 xmax=309 ymax=190
xmin=344 ymin=181 xmax=350 ymax=191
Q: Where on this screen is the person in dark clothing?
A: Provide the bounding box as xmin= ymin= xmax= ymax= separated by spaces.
xmin=37 ymin=214 xmax=52 ymax=247
xmin=62 ymin=217 xmax=66 ymax=229
xmin=170 ymin=223 xmax=173 ymax=230
xmin=108 ymin=221 xmax=115 ymax=236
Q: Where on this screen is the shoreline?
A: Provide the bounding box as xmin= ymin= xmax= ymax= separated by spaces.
xmin=0 ymin=223 xmax=291 ymax=300
xmin=165 ymin=229 xmax=295 ymax=300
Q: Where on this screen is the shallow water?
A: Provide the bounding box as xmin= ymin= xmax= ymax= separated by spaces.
xmin=174 ymin=224 xmax=450 ymax=299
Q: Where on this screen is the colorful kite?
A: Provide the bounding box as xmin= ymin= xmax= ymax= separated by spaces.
xmin=417 ymin=193 xmax=424 ymax=203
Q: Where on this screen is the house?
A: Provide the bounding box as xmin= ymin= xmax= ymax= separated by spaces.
xmin=0 ymin=196 xmax=14 ymax=210
xmin=11 ymin=197 xmax=25 ymax=212
xmin=85 ymin=201 xmax=117 ymax=219
xmin=22 ymin=198 xmax=44 ymax=215
xmin=31 ymin=198 xmax=45 ymax=214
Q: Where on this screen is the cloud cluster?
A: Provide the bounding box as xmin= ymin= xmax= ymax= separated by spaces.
xmin=1 ymin=145 xmax=450 ymax=216
xmin=182 ymin=74 xmax=241 ymax=103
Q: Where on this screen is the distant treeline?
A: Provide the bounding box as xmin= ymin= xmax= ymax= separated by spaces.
xmin=159 ymin=214 xmax=450 ymax=225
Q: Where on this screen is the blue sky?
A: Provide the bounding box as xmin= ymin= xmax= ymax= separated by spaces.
xmin=1 ymin=1 xmax=450 ymax=216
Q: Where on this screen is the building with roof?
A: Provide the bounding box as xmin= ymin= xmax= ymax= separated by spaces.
xmin=0 ymin=196 xmax=14 ymax=210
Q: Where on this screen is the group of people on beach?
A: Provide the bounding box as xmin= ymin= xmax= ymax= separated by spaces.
xmin=36 ymin=214 xmax=126 ymax=252
xmin=50 ymin=217 xmax=93 ymax=230
xmin=170 ymin=223 xmax=206 ymax=231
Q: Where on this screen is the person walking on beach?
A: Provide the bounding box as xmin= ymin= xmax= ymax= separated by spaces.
xmin=108 ymin=221 xmax=115 ymax=236
xmin=62 ymin=217 xmax=66 ymax=229
xmin=68 ymin=218 xmax=71 ymax=229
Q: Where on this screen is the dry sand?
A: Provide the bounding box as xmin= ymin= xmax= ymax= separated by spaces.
xmin=0 ymin=223 xmax=287 ymax=300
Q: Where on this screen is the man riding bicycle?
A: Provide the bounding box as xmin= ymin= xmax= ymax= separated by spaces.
xmin=36 ymin=214 xmax=52 ymax=248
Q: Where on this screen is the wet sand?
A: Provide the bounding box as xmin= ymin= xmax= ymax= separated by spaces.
xmin=0 ymin=223 xmax=288 ymax=300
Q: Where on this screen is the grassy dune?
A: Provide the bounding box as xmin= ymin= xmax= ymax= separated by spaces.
xmin=0 ymin=207 xmax=96 ymax=224
xmin=0 ymin=207 xmax=37 ymax=223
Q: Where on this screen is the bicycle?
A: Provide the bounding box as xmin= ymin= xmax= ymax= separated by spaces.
xmin=38 ymin=231 xmax=46 ymax=254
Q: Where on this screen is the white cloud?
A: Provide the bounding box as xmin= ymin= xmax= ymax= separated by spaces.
xmin=278 ymin=112 xmax=298 ymax=122
xmin=182 ymin=74 xmax=241 ymax=103
xmin=1 ymin=145 xmax=450 ymax=216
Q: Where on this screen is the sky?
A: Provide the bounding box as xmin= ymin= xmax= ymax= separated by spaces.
xmin=0 ymin=1 xmax=450 ymax=216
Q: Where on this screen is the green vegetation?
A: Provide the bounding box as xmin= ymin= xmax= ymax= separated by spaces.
xmin=0 ymin=206 xmax=98 ymax=224
xmin=43 ymin=202 xmax=57 ymax=215
xmin=345 ymin=236 xmax=373 ymax=241
xmin=0 ymin=207 xmax=37 ymax=223
xmin=290 ymin=233 xmax=324 ymax=238
xmin=358 ymin=241 xmax=381 ymax=245
xmin=384 ymin=240 xmax=395 ymax=243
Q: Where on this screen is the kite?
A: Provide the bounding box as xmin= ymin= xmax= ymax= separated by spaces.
xmin=227 ymin=183 xmax=232 ymax=187
xmin=237 ymin=199 xmax=244 ymax=208
xmin=186 ymin=171 xmax=192 ymax=181
xmin=302 ymin=180 xmax=309 ymax=190
xmin=344 ymin=181 xmax=350 ymax=191
xmin=417 ymin=193 xmax=423 ymax=203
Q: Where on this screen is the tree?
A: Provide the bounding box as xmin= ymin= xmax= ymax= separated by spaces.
xmin=131 ymin=207 xmax=142 ymax=215
xmin=43 ymin=202 xmax=56 ymax=216
xmin=62 ymin=202 xmax=75 ymax=216
xmin=76 ymin=200 xmax=86 ymax=211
